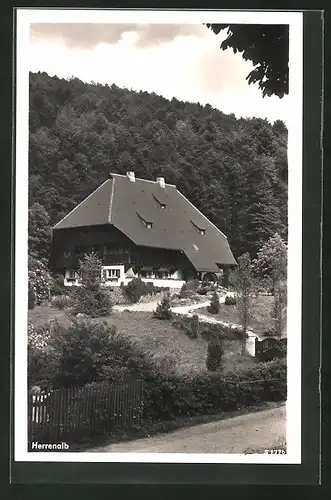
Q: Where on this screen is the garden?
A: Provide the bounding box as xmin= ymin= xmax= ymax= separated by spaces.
xmin=27 ymin=234 xmax=287 ymax=448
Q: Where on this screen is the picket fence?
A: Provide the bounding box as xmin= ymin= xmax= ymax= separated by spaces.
xmin=28 ymin=378 xmax=144 ymax=442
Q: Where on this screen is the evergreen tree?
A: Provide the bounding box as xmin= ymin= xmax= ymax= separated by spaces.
xmin=71 ymin=252 xmax=112 ymax=318
xmin=230 ymin=253 xmax=256 ymax=355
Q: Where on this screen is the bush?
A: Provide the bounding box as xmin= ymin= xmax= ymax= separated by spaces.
xmin=51 ymin=294 xmax=72 ymax=310
xmin=28 ymin=284 xmax=36 ymax=310
xmin=71 ymin=286 xmax=112 ymax=318
xmin=153 ymin=293 xmax=172 ymax=320
xmin=206 ymin=334 xmax=225 ymax=372
xmin=28 ymin=315 xmax=166 ymax=390
xmin=180 ymin=279 xmax=200 ymax=298
xmin=189 ymin=314 xmax=200 ymax=338
xmin=49 ymin=273 xmax=67 ymax=297
xmin=207 ymin=291 xmax=220 ymax=314
xmin=28 ymin=256 xmax=51 ymax=305
xmin=145 ymin=281 xmax=156 ymax=295
xmin=110 ymin=287 xmax=127 ymax=305
xmin=124 ymin=277 xmax=148 ymax=303
xmin=71 ymin=252 xmax=112 ymax=317
xmin=225 ymin=295 xmax=237 ymax=306
xmin=142 ymin=358 xmax=287 ymax=423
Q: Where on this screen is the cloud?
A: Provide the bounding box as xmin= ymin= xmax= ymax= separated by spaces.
xmin=28 ymin=23 xmax=289 ymax=123
xmin=30 ymin=23 xmax=207 ymax=49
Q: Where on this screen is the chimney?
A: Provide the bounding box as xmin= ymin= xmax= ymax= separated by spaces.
xmin=126 ymin=171 xmax=135 ymax=182
xmin=156 ymin=177 xmax=165 ymax=188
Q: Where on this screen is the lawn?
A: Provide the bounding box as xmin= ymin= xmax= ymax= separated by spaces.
xmin=104 ymin=311 xmax=256 ymax=375
xmin=28 ymin=305 xmax=69 ymax=327
xmin=196 ymin=295 xmax=279 ymax=336
xmin=28 ymin=306 xmax=256 ymax=375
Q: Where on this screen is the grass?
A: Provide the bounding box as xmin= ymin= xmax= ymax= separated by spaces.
xmin=28 ymin=304 xmax=68 ymax=327
xmin=196 ymin=295 xmax=278 ymax=335
xmin=104 ymin=311 xmax=257 ymax=374
xmin=28 ymin=305 xmax=256 ymax=375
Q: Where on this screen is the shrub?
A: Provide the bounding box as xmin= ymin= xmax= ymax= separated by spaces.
xmin=142 ymin=358 xmax=287 ymax=423
xmin=207 ymin=291 xmax=220 ymax=314
xmin=71 ymin=253 xmax=112 ymax=317
xmin=206 ymin=333 xmax=225 ymax=372
xmin=49 ymin=273 xmax=67 ymax=297
xmin=110 ymin=287 xmax=127 ymax=305
xmin=28 ymin=284 xmax=36 ymax=310
xmin=225 ymin=295 xmax=237 ymax=306
xmin=51 ymin=294 xmax=72 ymax=310
xmin=71 ymin=286 xmax=112 ymax=318
xmin=28 ymin=316 xmax=165 ymax=390
xmin=153 ymin=293 xmax=172 ymax=320
xmin=189 ymin=314 xmax=200 ymax=338
xmin=180 ymin=279 xmax=200 ymax=298
xmin=145 ymin=281 xmax=156 ymax=295
xmin=28 ymin=256 xmax=51 ymax=305
xmin=124 ymin=277 xmax=148 ymax=303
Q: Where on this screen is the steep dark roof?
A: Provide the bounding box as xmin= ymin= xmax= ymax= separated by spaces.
xmin=53 ymin=173 xmax=236 ymax=271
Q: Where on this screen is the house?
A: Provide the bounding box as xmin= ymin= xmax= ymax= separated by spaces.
xmin=50 ymin=172 xmax=236 ymax=288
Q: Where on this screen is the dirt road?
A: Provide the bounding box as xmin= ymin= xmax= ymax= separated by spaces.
xmin=93 ymin=405 xmax=286 ymax=454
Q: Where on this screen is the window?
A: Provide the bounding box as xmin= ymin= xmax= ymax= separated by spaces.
xmin=140 ymin=269 xmax=153 ymax=279
xmin=191 ymin=220 xmax=206 ymax=235
xmin=137 ymin=212 xmax=153 ymax=228
xmin=66 ymin=270 xmax=77 ymax=281
xmin=153 ymin=194 xmax=166 ymax=209
xmin=155 ymin=270 xmax=170 ymax=279
xmin=106 ymin=268 xmax=121 ymax=280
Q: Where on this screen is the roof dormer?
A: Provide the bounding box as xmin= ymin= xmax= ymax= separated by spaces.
xmin=191 ymin=220 xmax=206 ymax=235
xmin=137 ymin=212 xmax=153 ymax=228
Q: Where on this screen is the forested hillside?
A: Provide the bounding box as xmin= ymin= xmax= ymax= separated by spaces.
xmin=28 ymin=71 xmax=288 ymax=262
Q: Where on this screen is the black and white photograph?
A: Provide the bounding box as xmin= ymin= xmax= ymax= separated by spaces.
xmin=14 ymin=9 xmax=304 ymax=465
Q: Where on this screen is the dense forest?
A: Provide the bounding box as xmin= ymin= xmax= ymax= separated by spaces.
xmin=28 ymin=71 xmax=288 ymax=263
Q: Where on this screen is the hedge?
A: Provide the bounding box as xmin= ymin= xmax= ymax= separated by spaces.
xmin=141 ymin=357 xmax=286 ymax=424
xmin=172 ymin=313 xmax=246 ymax=341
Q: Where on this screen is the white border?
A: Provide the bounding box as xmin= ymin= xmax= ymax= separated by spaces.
xmin=15 ymin=9 xmax=303 ymax=464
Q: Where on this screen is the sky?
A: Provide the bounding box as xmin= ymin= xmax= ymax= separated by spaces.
xmin=29 ymin=23 xmax=290 ymax=124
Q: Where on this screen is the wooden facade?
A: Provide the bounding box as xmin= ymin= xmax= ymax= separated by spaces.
xmin=50 ymin=224 xmax=198 ymax=286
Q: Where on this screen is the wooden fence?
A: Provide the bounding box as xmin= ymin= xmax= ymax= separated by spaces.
xmin=255 ymin=337 xmax=287 ymax=362
xmin=28 ymin=378 xmax=144 ymax=443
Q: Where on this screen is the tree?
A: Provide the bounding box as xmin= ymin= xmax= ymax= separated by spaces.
xmin=272 ymin=281 xmax=287 ymax=337
xmin=207 ymin=291 xmax=220 ymax=314
xmin=153 ymin=293 xmax=172 ymax=320
xmin=71 ymin=252 xmax=112 ymax=317
xmin=206 ymin=24 xmax=289 ymax=98
xmin=28 ymin=203 xmax=52 ymax=261
xmin=28 ymin=255 xmax=51 ymax=305
xmin=254 ymin=234 xmax=287 ymax=336
xmin=253 ymin=233 xmax=287 ymax=292
xmin=230 ymin=253 xmax=256 ymax=355
xmin=206 ymin=330 xmax=225 ymax=372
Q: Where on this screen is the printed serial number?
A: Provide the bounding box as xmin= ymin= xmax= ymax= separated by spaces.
xmin=264 ymin=449 xmax=286 ymax=454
